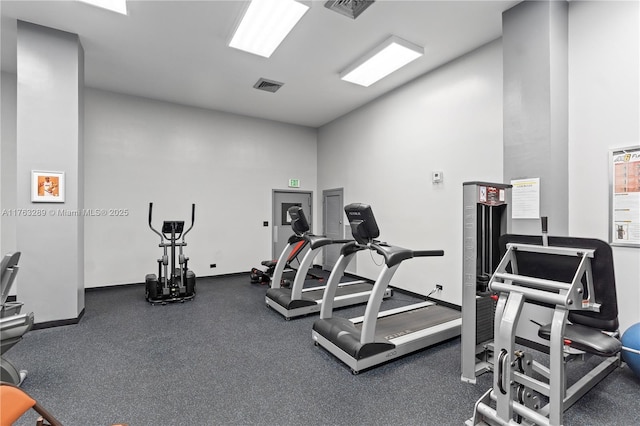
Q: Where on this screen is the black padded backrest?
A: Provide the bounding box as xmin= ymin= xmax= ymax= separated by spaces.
xmin=288 ymin=206 xmax=310 ymax=236
xmin=344 ymin=203 xmax=380 ymax=245
xmin=499 ymin=234 xmax=619 ymax=332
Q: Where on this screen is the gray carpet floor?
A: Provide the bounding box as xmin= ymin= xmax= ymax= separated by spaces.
xmin=6 ymin=273 xmax=640 ymax=425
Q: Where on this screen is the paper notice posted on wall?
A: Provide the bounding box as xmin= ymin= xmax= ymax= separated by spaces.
xmin=511 ymin=178 xmax=540 ymax=219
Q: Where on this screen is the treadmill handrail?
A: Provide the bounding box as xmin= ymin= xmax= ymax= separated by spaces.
xmin=269 ymin=241 xmax=298 ymax=290
xmin=370 ymin=242 xmax=444 ymax=268
xmin=319 ymin=250 xmax=359 ymax=319
xmin=291 ymin=245 xmax=324 ymax=301
xmin=413 ymin=250 xmax=445 ymax=257
xmin=290 ymin=238 xmax=355 ymax=301
xmin=359 ymin=263 xmax=402 ymax=344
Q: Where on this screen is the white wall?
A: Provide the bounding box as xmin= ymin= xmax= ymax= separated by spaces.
xmin=3 ymin=1 xmax=637 ymax=331
xmin=1 ymin=81 xmax=318 ymax=295
xmin=83 ymin=88 xmax=317 ymax=287
xmin=15 ymin=22 xmax=85 ymax=323
xmin=568 ymin=0 xmax=640 ymax=333
xmin=317 ymin=40 xmax=504 ymax=305
xmin=1 ymin=72 xmax=17 ymax=260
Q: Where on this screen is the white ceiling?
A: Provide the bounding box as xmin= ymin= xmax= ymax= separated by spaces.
xmin=0 ymin=1 xmax=520 ymax=128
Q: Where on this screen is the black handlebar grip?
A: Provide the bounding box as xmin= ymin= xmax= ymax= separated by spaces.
xmin=541 ymin=216 xmax=548 ymax=233
xmin=413 ymin=250 xmax=445 ymax=257
xmin=191 ymin=203 xmax=195 ymax=224
xmin=149 ymin=202 xmax=153 ymax=225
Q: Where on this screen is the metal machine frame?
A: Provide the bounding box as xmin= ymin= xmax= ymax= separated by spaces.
xmin=468 ymin=237 xmax=622 ymax=426
xmin=461 ymin=181 xmax=512 ymax=383
xmin=145 ymin=203 xmax=196 ymax=304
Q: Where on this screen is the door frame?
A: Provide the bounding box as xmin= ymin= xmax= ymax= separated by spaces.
xmin=322 ymin=187 xmax=344 ymax=270
xmin=272 ymin=189 xmax=313 ymax=259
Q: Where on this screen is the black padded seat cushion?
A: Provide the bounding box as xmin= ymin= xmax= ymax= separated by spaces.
xmin=538 ymin=322 xmax=621 ymax=357
xmin=313 ymin=317 xmax=395 ymax=360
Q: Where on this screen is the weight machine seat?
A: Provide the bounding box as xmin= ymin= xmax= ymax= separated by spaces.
xmin=538 ymin=323 xmax=621 ymax=357
xmin=261 ymin=239 xmax=308 ymax=269
xmin=499 ymin=234 xmax=621 ymax=357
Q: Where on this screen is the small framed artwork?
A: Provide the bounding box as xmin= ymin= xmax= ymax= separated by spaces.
xmin=31 ymin=170 xmax=65 ymax=203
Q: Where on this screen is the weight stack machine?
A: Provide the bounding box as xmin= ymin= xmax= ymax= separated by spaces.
xmin=461 ymin=181 xmax=512 ymax=383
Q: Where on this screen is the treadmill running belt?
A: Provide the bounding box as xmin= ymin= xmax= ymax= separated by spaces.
xmin=303 ymin=282 xmax=374 ymax=300
xmin=356 ymin=304 xmax=461 ymax=341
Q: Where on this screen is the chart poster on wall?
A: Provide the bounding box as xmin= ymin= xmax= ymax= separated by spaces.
xmin=610 ymin=146 xmax=640 ymax=247
xmin=510 ymin=178 xmax=540 ymax=219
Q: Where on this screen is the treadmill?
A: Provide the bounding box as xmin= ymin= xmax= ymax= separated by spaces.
xmin=312 ymin=203 xmax=462 ymax=374
xmin=265 ymin=206 xmax=392 ymax=320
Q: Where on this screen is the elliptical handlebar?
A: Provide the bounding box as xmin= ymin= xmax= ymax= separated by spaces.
xmin=182 ymin=204 xmax=196 ymax=242
xmin=148 ymin=202 xmax=164 ymax=243
xmin=148 ymin=202 xmax=195 ymax=244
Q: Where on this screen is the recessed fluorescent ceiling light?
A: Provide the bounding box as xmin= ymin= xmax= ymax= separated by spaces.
xmin=78 ymin=0 xmax=127 ymax=15
xmin=229 ymin=0 xmax=310 ymax=58
xmin=340 ymin=36 xmax=424 ymax=87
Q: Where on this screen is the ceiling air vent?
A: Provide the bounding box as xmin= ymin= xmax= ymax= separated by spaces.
xmin=253 ymin=78 xmax=284 ymax=93
xmin=324 ymin=0 xmax=374 ymax=19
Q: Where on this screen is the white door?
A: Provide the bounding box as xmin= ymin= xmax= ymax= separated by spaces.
xmin=322 ymin=188 xmax=344 ymax=270
xmin=272 ymin=190 xmax=312 ymax=259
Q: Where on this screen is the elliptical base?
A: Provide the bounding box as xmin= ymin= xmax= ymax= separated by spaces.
xmin=146 ymin=292 xmax=196 ymax=305
xmin=145 ymin=272 xmax=196 ymax=305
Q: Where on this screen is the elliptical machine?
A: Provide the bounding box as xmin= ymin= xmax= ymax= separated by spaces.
xmin=145 ymin=203 xmax=196 ymax=304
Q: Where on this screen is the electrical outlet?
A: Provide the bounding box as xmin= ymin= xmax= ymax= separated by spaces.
xmin=436 ymin=284 xmax=443 ymax=291
xmin=210 ymin=264 xmax=217 ymax=268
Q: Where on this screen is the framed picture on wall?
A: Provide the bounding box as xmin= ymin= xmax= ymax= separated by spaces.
xmin=31 ymin=170 xmax=65 ymax=203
